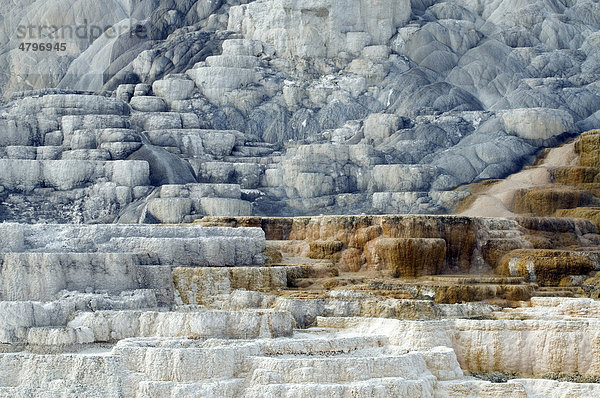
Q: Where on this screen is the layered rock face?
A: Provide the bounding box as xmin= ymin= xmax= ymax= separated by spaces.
xmin=1 ymin=219 xmax=600 ymax=397
xmin=197 ymin=214 xmax=600 ymax=276
xmin=1 ymin=0 xmax=600 ymax=396
xmin=1 ymin=0 xmax=599 ymax=217
xmin=0 ymin=92 xmax=258 ymax=222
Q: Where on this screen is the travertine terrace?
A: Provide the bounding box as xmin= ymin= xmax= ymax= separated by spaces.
xmin=1 ymin=0 xmax=600 ymax=396
xmin=1 ymin=215 xmax=600 ymax=397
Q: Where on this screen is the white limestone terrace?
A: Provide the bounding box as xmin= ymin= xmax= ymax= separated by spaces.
xmin=0 ymin=221 xmax=599 ymax=396
xmin=0 ymin=223 xmax=266 ymax=302
xmin=0 ymin=222 xmax=265 ymax=258
xmin=2 ymin=297 xmax=600 ymax=397
xmin=0 ymin=92 xmax=259 ymax=223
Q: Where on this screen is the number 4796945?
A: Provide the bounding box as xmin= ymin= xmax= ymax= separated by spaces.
xmin=19 ymin=42 xmax=67 ymax=51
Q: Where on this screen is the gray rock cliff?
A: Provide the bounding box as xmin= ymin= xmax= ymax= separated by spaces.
xmin=0 ymin=0 xmax=598 ymax=220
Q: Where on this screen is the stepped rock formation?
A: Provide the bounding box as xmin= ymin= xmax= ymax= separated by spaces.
xmin=1 ymin=218 xmax=600 ymax=396
xmin=1 ymin=0 xmax=600 ymax=397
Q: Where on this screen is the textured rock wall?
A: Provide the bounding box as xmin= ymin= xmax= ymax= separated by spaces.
xmin=497 ymin=249 xmax=597 ymax=286
xmin=228 ymin=0 xmax=411 ymax=57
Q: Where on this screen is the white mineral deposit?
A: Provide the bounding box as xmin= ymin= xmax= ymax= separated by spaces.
xmin=1 ymin=0 xmax=600 ymax=396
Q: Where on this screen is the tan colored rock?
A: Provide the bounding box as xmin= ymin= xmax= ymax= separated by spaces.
xmin=340 ymin=247 xmax=365 ymax=272
xmin=379 ymin=216 xmax=477 ymax=273
xmin=173 ymin=266 xmax=292 ymax=305
xmin=198 ymin=215 xmax=599 ymax=276
xmin=550 ymin=166 xmax=600 ymax=185
xmin=263 ymin=246 xmax=283 ymax=264
xmin=498 ymin=249 xmax=596 ymax=286
xmin=349 ymin=225 xmax=383 ymax=249
xmin=298 ymin=262 xmax=339 ymax=279
xmin=481 ymin=238 xmax=530 ymax=269
xmin=364 ymin=237 xmax=446 ymax=277
xmin=555 ymin=207 xmax=600 ymax=232
xmin=308 ymin=240 xmax=344 ymax=259
xmin=575 ymin=130 xmax=600 ymax=168
xmin=512 ymin=186 xmax=595 ymax=216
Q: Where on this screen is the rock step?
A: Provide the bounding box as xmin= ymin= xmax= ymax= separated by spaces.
xmin=549 ymin=166 xmax=600 ymax=185
xmin=232 ymin=145 xmax=276 ymax=157
xmin=100 ymin=236 xmax=264 ymax=266
xmin=0 ymin=252 xmax=145 ymax=301
xmin=65 ymin=128 xmax=142 ymax=159
xmin=119 ymin=334 xmax=388 ymax=382
xmin=205 ymin=54 xmax=261 ymax=69
xmin=136 ymin=379 xmax=243 ymax=398
xmin=496 ymin=248 xmax=599 ymax=286
xmin=192 ymin=161 xmax=264 ymax=189
xmin=512 ymin=186 xmax=600 ymax=217
xmin=315 ymin=315 xmax=600 ymax=378
xmin=261 ymin=292 xmax=498 ymax=325
xmin=0 ymin=159 xmax=150 ymax=191
xmin=129 ymin=112 xmax=201 ymax=131
xmin=256 ymin=335 xmax=388 ymax=356
xmin=0 ymin=387 xmax=68 ymax=397
xmin=244 ymin=142 xmax=277 ymax=148
xmin=144 ymin=128 xmax=243 ymax=158
xmin=196 ymin=197 xmax=254 ymax=217
xmin=144 ymin=195 xmax=253 ymax=223
xmin=436 ymin=379 xmax=528 ymax=397
xmin=529 ymin=296 xmax=600 ymax=309
xmin=60 ymin=114 xmax=130 ymax=135
xmin=242 ymin=377 xmax=436 ymax=397
xmin=119 ymin=345 xmax=242 ymax=382
xmin=481 ymin=228 xmax=528 ymax=239
xmin=418 ymin=275 xmax=529 ymax=285
xmin=186 ymin=67 xmax=259 ymax=91
xmin=158 ymin=183 xmax=242 ymax=199
xmin=25 ymin=326 xmax=94 ymax=346
xmin=16 ymin=94 xmax=130 ymax=116
xmin=144 ymin=128 xmax=245 ymax=145
xmin=0 ymin=145 xmax=65 ymax=160
xmin=129 ymin=95 xmax=168 ymax=112
xmin=248 ymin=352 xmax=429 ymax=384
xmin=173 ymin=266 xmax=299 ymax=304
xmin=533 ymin=287 xmax=587 ymax=297
xmin=221 ymin=39 xmax=265 ymax=57
xmin=0 ymin=223 xmax=265 ymax=251
xmin=69 ymin=309 xmax=293 ymax=341
xmin=0 ymin=352 xmax=124 ymax=393
xmin=60 ymin=149 xmax=111 ymax=160
xmin=0 ymin=261 xmax=168 ymax=306
xmin=0 ymin=290 xmax=159 ymax=342
xmin=223 ymin=155 xmax=281 ymax=165
xmin=358 ymin=279 xmax=532 ymax=303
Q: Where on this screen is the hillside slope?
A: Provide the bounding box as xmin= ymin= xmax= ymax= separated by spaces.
xmin=0 ymin=0 xmax=599 ymax=220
